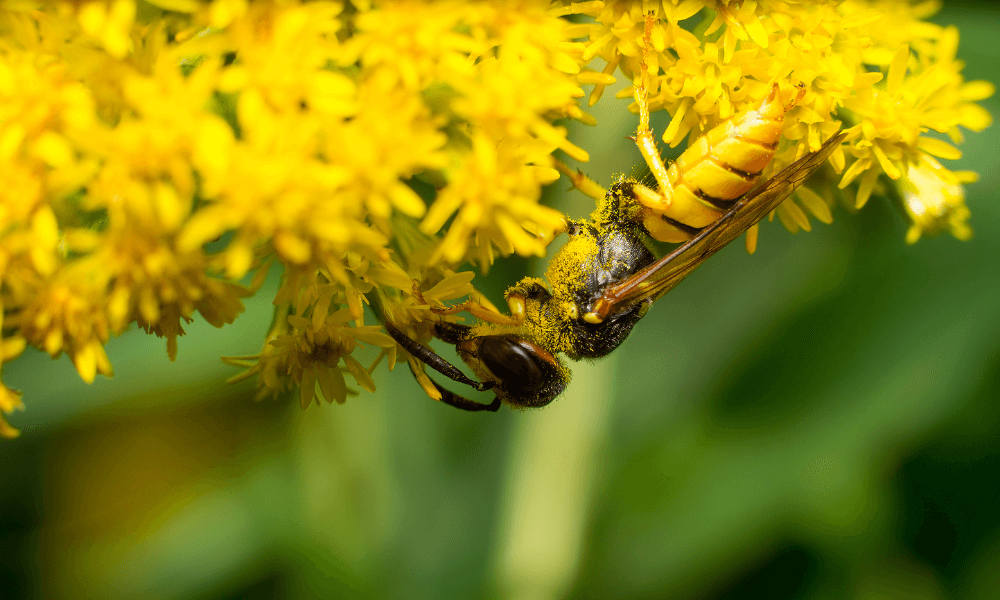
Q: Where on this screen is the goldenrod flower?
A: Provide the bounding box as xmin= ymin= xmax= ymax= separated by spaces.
xmin=0 ymin=0 xmax=990 ymax=436
xmin=577 ymin=0 xmax=991 ymax=235
xmin=897 ymin=153 xmax=974 ymax=243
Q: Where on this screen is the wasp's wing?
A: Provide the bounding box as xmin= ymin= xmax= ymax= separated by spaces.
xmin=589 ymin=132 xmax=847 ymax=321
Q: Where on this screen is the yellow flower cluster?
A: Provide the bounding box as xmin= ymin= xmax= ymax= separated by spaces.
xmin=0 ymin=0 xmax=990 ymax=436
xmin=578 ymin=0 xmax=991 ymax=239
xmin=0 ymin=0 xmax=594 ymax=436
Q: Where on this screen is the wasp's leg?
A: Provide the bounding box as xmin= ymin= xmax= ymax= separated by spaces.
xmin=633 ymin=13 xmax=673 ymax=205
xmin=434 ymin=321 xmax=472 ymax=345
xmin=430 ymin=292 xmax=527 ymax=326
xmin=553 ymin=158 xmax=607 ymax=201
xmin=533 ymin=215 xmax=569 ymax=247
xmin=785 ymin=82 xmax=807 ymax=111
xmin=431 ymin=277 xmax=552 ymax=326
xmin=385 ymin=323 xmax=494 ymax=393
xmin=412 ymin=363 xmax=501 ymax=412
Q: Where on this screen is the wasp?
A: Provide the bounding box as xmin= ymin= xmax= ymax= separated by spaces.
xmin=385 ymin=15 xmax=847 ymax=412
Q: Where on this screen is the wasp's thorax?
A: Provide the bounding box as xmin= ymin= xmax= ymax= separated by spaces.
xmin=512 ymin=180 xmax=656 ymax=361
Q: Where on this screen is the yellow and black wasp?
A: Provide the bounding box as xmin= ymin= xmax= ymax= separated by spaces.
xmin=385 ymin=15 xmax=847 ymax=412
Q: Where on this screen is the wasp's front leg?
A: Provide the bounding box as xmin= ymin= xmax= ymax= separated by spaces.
xmin=553 ymin=158 xmax=607 ymax=202
xmin=625 ymin=14 xmax=696 ymax=244
xmin=430 ymin=275 xmax=556 ymax=327
xmin=634 ymin=13 xmax=673 ymax=206
xmin=535 ymin=213 xmax=570 ymax=248
xmin=430 ymin=290 xmax=528 ymax=326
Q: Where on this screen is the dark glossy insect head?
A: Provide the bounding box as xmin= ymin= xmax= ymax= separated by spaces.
xmin=455 ymin=333 xmax=568 ymax=408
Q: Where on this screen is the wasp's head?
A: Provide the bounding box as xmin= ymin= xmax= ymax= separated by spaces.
xmin=455 ymin=334 xmax=569 ymax=408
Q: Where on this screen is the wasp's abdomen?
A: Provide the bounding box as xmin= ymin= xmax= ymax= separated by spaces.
xmin=645 ymin=86 xmax=790 ymax=240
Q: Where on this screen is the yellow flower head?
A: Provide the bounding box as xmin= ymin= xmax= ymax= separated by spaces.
xmin=0 ymin=0 xmax=991 ymax=435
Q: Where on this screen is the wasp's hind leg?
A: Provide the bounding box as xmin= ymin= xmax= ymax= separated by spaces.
xmin=384 ymin=323 xmax=501 ymax=412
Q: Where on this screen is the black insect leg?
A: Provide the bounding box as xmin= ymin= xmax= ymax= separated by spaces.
xmin=383 ymin=322 xmax=499 ymax=402
xmin=384 ymin=322 xmax=501 ymax=412
xmin=384 ymin=322 xmax=492 ymax=391
xmin=408 ymin=363 xmax=501 ymax=412
xmin=433 ymin=321 xmax=472 ymax=345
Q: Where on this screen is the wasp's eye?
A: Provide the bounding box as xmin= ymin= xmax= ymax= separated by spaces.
xmin=478 ymin=337 xmax=549 ymax=393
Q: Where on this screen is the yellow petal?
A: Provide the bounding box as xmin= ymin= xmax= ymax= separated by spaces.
xmin=796 ymin=187 xmax=833 ymax=224
xmin=224 ymin=242 xmax=254 ymax=280
xmin=44 ymin=329 xmax=63 ymax=356
xmin=961 ymin=80 xmax=995 ymax=101
xmin=143 ymin=0 xmax=199 ymax=12
xmin=344 ymin=355 xmax=376 ymax=393
xmin=887 ymin=44 xmax=909 ymax=97
xmin=576 ymin=71 xmax=616 ymax=86
xmin=31 ymin=131 xmax=74 ymax=167
xmin=871 ymin=143 xmax=901 ymax=180
xmin=94 ymin=343 xmax=114 ymax=378
xmin=177 ymin=206 xmax=233 ymax=252
xmin=317 ymin=365 xmax=347 ymax=405
xmin=745 ymin=223 xmax=758 ymax=254
xmin=841 ymin=9 xmax=882 ymax=28
xmin=0 ymin=414 xmax=19 ymax=439
xmin=742 ymin=14 xmax=768 ymax=48
xmin=274 ymin=232 xmax=312 ymax=264
xmin=917 ymin=137 xmax=962 ymax=161
xmin=1 ymin=337 xmax=27 ymax=363
xmin=856 ymin=168 xmax=880 ymax=209
xmin=783 ymin=200 xmax=811 ymax=232
xmin=389 ymin=182 xmax=426 ymax=218
xmin=355 ymin=330 xmax=397 ymax=350
xmin=958 ymin=104 xmax=993 ymax=132
xmin=193 ymin=117 xmax=235 ymax=188
xmin=675 ymin=0 xmax=704 ymax=21
xmin=838 ymin=157 xmax=870 ymax=189
xmin=300 ymin=367 xmax=318 ymax=409
xmin=775 ymin=203 xmax=800 ymax=234
xmin=78 ymin=2 xmax=107 ymax=36
xmin=423 ymin=271 xmax=475 ymax=300
xmin=409 ymin=357 xmax=442 ymax=401
xmin=0 ymin=383 xmax=24 ymax=414
xmin=551 ymin=52 xmax=580 ymax=74
xmin=74 ymin=343 xmax=98 ymax=384
xmin=154 ymin=182 xmax=187 ymax=232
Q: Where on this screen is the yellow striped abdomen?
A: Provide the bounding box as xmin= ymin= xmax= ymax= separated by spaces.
xmin=641 ymin=85 xmax=794 ymax=243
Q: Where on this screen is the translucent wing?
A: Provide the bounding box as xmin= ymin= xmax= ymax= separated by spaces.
xmin=587 ymin=132 xmax=847 ymax=322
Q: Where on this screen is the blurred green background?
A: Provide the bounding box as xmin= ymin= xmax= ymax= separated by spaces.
xmin=2 ymin=3 xmax=999 ymax=599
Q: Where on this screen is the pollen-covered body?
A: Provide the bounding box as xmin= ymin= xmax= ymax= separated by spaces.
xmin=506 ymin=187 xmax=656 ymax=360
